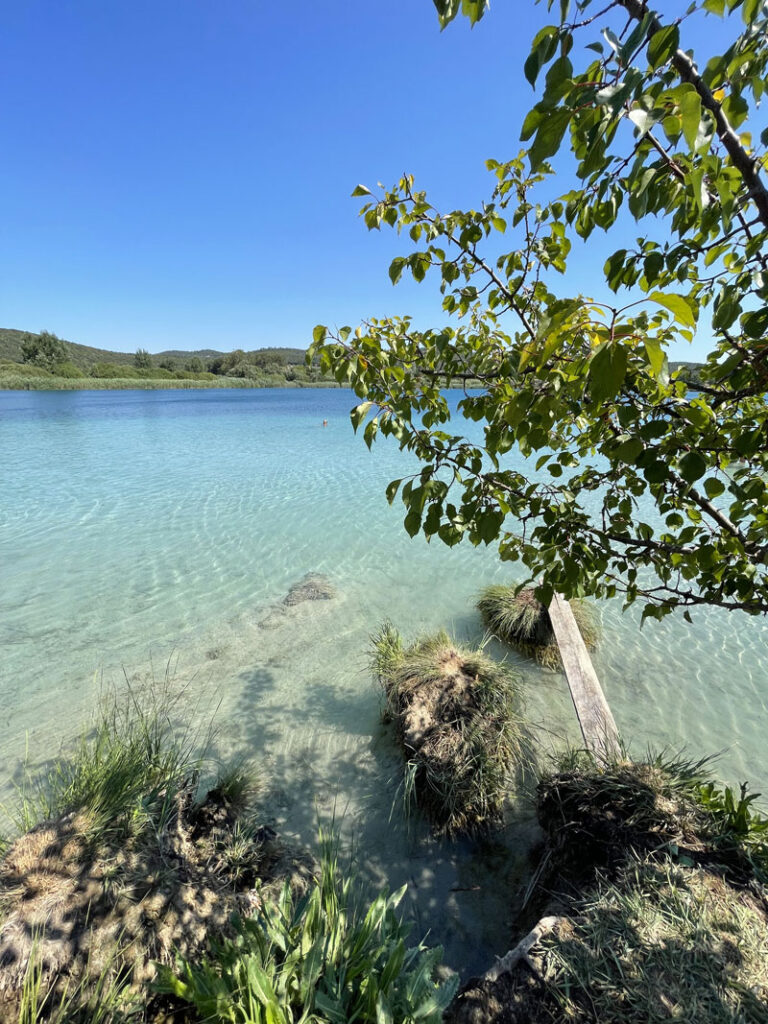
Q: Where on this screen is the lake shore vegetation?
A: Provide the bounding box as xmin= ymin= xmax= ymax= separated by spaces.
xmin=477 ymin=585 xmax=600 ymax=669
xmin=372 ymin=623 xmax=530 ymax=835
xmin=0 ymin=329 xmax=339 ymax=390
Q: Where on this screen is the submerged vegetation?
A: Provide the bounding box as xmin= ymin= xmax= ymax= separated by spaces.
xmin=477 ymin=585 xmax=600 ymax=669
xmin=372 ymin=624 xmax=529 ymax=835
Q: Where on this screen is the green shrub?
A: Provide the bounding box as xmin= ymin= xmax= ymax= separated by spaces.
xmin=52 ymin=361 xmax=84 ymax=379
xmin=157 ymin=838 xmax=457 ymax=1024
xmin=0 ymin=360 xmax=51 ymax=378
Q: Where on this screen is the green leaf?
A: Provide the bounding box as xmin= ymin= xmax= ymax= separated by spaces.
xmin=312 ymin=325 xmax=327 ymax=345
xmin=740 ymin=307 xmax=768 ymax=339
xmin=350 ymin=401 xmax=372 ymax=431
xmin=679 ymin=450 xmax=707 ymax=483
xmin=529 ymin=109 xmax=570 ymax=170
xmin=704 ymin=0 xmax=725 ymax=13
xmin=680 ymin=89 xmax=702 ymax=150
xmin=386 ymin=479 xmax=402 ymax=505
xmin=649 ymin=291 xmax=697 ymax=327
xmin=351 ymin=184 xmax=372 ymax=197
xmin=613 ymin=437 xmax=644 ymax=463
xmin=588 ymin=342 xmax=627 ymax=403
xmin=704 ymin=477 xmax=726 ymax=498
xmin=647 ymin=24 xmax=679 ymax=68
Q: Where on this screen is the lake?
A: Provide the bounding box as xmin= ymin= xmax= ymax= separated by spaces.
xmin=1 ymin=387 xmax=766 ymax=974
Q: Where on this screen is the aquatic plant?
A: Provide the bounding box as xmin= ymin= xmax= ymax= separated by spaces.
xmin=477 ymin=585 xmax=600 ymax=669
xmin=158 ymin=836 xmax=457 ymax=1024
xmin=372 ymin=625 xmax=529 ymax=835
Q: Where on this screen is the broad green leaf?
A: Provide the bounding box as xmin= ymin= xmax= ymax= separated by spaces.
xmin=680 ymin=90 xmax=702 ymax=150
xmin=588 ymin=342 xmax=627 ymax=403
xmin=649 ymin=291 xmax=697 ymax=327
xmin=679 ymin=450 xmax=707 ymax=484
xmin=647 ymin=24 xmax=679 ymax=68
xmin=529 ymin=109 xmax=570 ymax=170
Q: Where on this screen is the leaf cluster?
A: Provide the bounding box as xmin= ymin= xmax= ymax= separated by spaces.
xmin=310 ymin=0 xmax=768 ymax=619
xmin=158 ymin=839 xmax=457 ymax=1023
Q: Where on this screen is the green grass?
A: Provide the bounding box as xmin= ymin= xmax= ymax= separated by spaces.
xmin=540 ymin=855 xmax=768 ymax=1024
xmin=477 ymin=584 xmax=600 ymax=669
xmin=372 ymin=625 xmax=530 ymax=835
xmin=11 ymin=684 xmax=204 ymax=844
xmin=157 ymin=833 xmax=458 ymax=1024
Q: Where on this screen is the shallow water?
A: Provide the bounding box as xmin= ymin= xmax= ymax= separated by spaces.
xmin=1 ymin=388 xmax=767 ymax=974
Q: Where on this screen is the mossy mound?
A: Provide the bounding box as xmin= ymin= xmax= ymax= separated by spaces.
xmin=446 ymin=754 xmax=768 ymax=1024
xmin=0 ymin=697 xmax=311 ymax=1023
xmin=477 ymin=585 xmax=600 ymax=669
xmin=372 ymin=624 xmax=529 ymax=836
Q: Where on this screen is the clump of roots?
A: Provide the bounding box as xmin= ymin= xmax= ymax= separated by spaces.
xmin=477 ymin=585 xmax=600 ymax=669
xmin=371 ymin=623 xmax=530 ymax=836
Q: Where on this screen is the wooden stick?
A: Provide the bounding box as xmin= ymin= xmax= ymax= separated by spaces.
xmin=482 ymin=915 xmax=563 ymax=982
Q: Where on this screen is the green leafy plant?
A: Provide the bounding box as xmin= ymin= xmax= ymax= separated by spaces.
xmin=157 ymin=838 xmax=457 ymax=1024
xmin=310 ymin=0 xmax=768 ymax=621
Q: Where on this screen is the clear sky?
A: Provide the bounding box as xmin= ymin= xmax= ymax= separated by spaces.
xmin=2 ymin=1 xmax=717 ymax=357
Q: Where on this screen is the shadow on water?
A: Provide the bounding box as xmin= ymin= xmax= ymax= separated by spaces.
xmin=228 ymin=652 xmax=544 ymax=978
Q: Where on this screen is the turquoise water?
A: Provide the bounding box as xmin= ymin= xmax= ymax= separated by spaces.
xmin=1 ymin=388 xmax=767 ymax=973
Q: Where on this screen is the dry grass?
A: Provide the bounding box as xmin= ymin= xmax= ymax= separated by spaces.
xmin=477 ymin=586 xmax=600 ymax=669
xmin=372 ymin=624 xmax=530 ymax=836
xmin=0 ymin=691 xmax=309 ymax=1024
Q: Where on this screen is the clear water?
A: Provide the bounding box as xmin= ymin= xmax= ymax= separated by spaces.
xmin=1 ymin=388 xmax=767 ymax=974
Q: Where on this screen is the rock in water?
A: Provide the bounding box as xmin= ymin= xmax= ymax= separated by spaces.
xmin=282 ymin=573 xmax=335 ymax=606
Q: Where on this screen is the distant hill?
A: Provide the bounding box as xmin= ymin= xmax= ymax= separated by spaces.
xmin=0 ymin=329 xmax=307 ymax=369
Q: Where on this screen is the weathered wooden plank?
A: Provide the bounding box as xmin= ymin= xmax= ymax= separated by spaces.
xmin=548 ymin=592 xmax=620 ymax=760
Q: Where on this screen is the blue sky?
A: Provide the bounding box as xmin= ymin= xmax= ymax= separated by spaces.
xmin=2 ymin=1 xmax=717 ymax=356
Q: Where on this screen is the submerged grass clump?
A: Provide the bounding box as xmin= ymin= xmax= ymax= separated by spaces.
xmin=372 ymin=623 xmax=529 ymax=836
xmin=158 ymin=833 xmax=458 ymax=1024
xmin=477 ymin=585 xmax=600 ymax=669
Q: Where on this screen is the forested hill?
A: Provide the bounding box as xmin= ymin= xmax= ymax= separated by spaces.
xmin=0 ymin=328 xmax=306 ymax=370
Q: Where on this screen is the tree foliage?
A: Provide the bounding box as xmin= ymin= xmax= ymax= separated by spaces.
xmin=20 ymin=330 xmax=69 ymax=372
xmin=310 ymin=0 xmax=768 ymax=620
xmin=134 ymin=347 xmax=153 ymax=369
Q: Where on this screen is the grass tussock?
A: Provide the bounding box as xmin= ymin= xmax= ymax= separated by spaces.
xmin=158 ymin=832 xmax=458 ymax=1024
xmin=477 ymin=585 xmax=600 ymax=669
xmin=372 ymin=623 xmax=529 ymax=836
xmin=449 ymin=752 xmax=768 ymax=1024
xmin=538 ymin=749 xmax=768 ymax=885
xmin=0 ymin=688 xmax=307 ymax=1024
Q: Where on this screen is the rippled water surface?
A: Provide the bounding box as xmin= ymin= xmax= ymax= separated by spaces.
xmin=1 ymin=388 xmax=766 ymax=973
